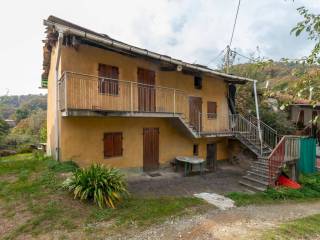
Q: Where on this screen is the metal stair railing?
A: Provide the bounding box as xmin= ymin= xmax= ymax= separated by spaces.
xmin=246 ymin=114 xmax=278 ymax=149
xmin=230 ymin=114 xmax=263 ymax=156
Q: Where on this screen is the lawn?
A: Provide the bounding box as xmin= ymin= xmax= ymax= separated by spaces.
xmin=227 ymin=173 xmax=320 ymax=206
xmin=0 ymin=153 xmax=208 ymax=239
xmin=261 ymin=214 xmax=320 ymax=240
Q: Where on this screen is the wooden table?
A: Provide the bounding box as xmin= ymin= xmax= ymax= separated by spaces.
xmin=175 ymin=156 xmax=205 ymax=176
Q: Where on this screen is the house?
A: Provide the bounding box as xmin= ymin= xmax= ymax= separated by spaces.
xmin=42 ymin=16 xmax=299 ymax=190
xmin=290 ymin=103 xmax=320 ymax=144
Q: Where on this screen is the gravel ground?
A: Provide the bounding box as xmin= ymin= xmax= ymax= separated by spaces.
xmin=127 ymin=163 xmax=248 ymax=197
xmin=108 ymin=200 xmax=320 ymax=240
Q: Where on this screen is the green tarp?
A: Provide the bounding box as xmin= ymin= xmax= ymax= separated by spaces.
xmin=298 ymin=138 xmax=316 ymax=174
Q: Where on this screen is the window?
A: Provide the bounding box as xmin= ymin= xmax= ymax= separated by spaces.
xmin=207 ymin=101 xmax=217 ymax=119
xmin=194 ymin=76 xmax=202 ymax=89
xmin=193 ymin=144 xmax=199 ymax=156
xmin=98 ymin=64 xmax=119 ymax=95
xmin=103 ymin=132 xmax=123 ymax=158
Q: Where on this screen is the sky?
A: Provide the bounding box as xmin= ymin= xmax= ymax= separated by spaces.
xmin=0 ymin=0 xmax=319 ymax=96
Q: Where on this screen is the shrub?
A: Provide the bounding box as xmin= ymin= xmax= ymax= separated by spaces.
xmin=63 ymin=164 xmax=128 ymax=208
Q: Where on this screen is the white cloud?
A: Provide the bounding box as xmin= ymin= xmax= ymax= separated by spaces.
xmin=0 ymin=0 xmax=319 ymax=95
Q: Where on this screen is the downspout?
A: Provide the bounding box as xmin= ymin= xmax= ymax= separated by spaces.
xmin=55 ymin=31 xmax=63 ymax=161
xmin=253 ymin=80 xmax=263 ymax=155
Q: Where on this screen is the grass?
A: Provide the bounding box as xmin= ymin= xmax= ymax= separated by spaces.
xmin=227 ymin=173 xmax=320 ymax=206
xmin=89 ymin=197 xmax=205 ymax=227
xmin=262 ymin=214 xmax=320 ymax=240
xmin=0 ymin=153 xmax=207 ymax=239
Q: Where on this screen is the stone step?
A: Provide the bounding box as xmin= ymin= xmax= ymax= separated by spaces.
xmin=239 ymin=179 xmax=267 ymax=192
xmin=246 ymin=171 xmax=269 ymax=179
xmin=242 ymin=175 xmax=269 ymax=186
xmin=250 ymin=166 xmax=269 ymax=174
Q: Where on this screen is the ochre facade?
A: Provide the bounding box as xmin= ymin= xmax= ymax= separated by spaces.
xmin=47 ymin=43 xmax=231 ymax=168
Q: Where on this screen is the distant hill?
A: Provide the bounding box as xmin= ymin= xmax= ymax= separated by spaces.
xmin=229 ymin=62 xmax=320 ymax=92
xmin=0 ymin=94 xmax=47 ymax=121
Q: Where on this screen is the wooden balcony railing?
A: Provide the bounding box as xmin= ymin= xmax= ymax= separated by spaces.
xmin=58 ymin=71 xmax=231 ymax=134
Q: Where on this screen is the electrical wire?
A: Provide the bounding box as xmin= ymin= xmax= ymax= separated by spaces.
xmin=206 ymin=47 xmax=226 ymax=65
xmin=229 ymin=0 xmax=241 ymax=48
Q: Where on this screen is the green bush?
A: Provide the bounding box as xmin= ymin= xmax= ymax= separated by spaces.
xmin=63 ymin=164 xmax=128 ymax=208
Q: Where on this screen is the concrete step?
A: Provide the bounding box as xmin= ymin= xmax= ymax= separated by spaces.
xmin=246 ymin=171 xmax=269 ymax=180
xmin=239 ymin=179 xmax=267 ymax=192
xmin=242 ymin=175 xmax=269 ymax=186
xmin=250 ymin=166 xmax=269 ymax=173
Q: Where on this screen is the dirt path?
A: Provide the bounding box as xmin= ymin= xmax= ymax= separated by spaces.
xmin=111 ymin=201 xmax=320 ymax=240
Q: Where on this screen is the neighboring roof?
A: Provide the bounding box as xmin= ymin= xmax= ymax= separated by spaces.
xmin=43 ymin=15 xmax=255 ymax=85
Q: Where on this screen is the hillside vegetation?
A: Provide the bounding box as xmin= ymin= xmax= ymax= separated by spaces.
xmin=0 ymin=95 xmax=47 ymax=152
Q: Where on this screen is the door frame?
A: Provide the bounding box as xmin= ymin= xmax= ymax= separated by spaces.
xmin=206 ymin=143 xmax=217 ymax=171
xmin=189 ymin=96 xmax=202 ymax=132
xmin=137 ymin=68 xmax=156 ymax=112
xmin=143 ymin=127 xmax=159 ymax=171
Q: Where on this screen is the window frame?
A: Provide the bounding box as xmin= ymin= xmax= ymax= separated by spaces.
xmin=194 ymin=76 xmax=202 ymax=89
xmin=207 ymin=101 xmax=217 ymax=119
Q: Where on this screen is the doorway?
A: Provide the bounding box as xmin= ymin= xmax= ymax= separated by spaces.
xmin=206 ymin=143 xmax=217 ymax=170
xmin=189 ymin=96 xmax=202 ymax=132
xmin=138 ymin=68 xmax=156 ymax=112
xmin=143 ymin=128 xmax=159 ymax=171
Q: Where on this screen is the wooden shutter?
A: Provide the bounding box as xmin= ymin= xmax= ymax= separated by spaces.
xmin=113 ymin=132 xmax=123 ymax=156
xmin=98 ymin=64 xmax=119 ymax=95
xmin=104 ymin=133 xmax=114 ymax=158
xmin=103 ymin=132 xmax=123 ymax=158
xmin=207 ymin=101 xmax=217 ymax=119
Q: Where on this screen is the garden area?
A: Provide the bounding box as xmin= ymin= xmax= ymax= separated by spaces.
xmin=1 ymin=153 xmax=320 ymax=239
xmin=0 ymin=153 xmax=209 ymax=239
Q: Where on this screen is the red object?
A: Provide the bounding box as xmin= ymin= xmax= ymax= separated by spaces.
xmin=278 ymin=175 xmax=301 ymax=189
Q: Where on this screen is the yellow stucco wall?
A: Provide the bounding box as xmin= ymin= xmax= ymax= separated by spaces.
xmin=46 ymin=46 xmax=59 ymax=158
xmin=61 ymin=116 xmax=228 ymax=168
xmin=46 ymin=43 xmax=231 ymax=168
xmin=60 ymin=45 xmax=230 ymax=132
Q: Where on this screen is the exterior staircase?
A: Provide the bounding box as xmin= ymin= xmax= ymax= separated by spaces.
xmin=173 ymin=111 xmax=299 ymax=192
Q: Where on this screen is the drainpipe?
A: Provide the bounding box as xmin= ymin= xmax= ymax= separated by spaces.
xmin=253 ymin=80 xmax=263 ymax=155
xmin=55 ymin=31 xmax=64 ymax=161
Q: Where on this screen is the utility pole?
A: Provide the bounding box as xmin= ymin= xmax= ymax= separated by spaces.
xmin=225 ymin=45 xmax=231 ymax=74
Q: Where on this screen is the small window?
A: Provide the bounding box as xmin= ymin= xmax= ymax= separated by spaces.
xmin=207 ymin=101 xmax=217 ymax=119
xmin=193 ymin=144 xmax=199 ymax=156
xmin=98 ymin=64 xmax=119 ymax=95
xmin=194 ymin=76 xmax=202 ymax=89
xmin=103 ymin=132 xmax=123 ymax=158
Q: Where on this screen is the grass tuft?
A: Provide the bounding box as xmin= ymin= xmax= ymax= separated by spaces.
xmin=227 ymin=173 xmax=320 ymax=206
xmin=262 ymin=214 xmax=320 ymax=240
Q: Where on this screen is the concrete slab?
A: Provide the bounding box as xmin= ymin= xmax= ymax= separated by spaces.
xmin=194 ymin=192 xmax=235 ymax=210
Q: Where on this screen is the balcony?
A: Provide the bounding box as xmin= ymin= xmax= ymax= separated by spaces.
xmin=58 ymin=71 xmax=231 ymax=136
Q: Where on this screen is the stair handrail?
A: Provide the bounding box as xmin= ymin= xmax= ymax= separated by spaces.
xmin=231 ymin=114 xmax=263 ymax=155
xmin=267 ymin=135 xmax=300 ymax=186
xmin=245 ymin=113 xmax=278 ymax=149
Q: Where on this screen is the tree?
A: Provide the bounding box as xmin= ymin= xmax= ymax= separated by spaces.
xmin=291 ymin=7 xmax=320 ymax=65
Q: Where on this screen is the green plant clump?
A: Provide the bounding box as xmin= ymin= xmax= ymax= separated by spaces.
xmin=63 ymin=164 xmax=128 ymax=208
xmin=228 ymin=173 xmax=320 ymax=206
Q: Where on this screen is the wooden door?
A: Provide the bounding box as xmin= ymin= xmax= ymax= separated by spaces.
xmin=143 ymin=128 xmax=159 ymax=171
xmin=189 ymin=96 xmax=202 ymax=132
xmin=206 ymin=143 xmax=217 ymax=170
xmin=138 ymin=68 xmax=156 ymax=112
